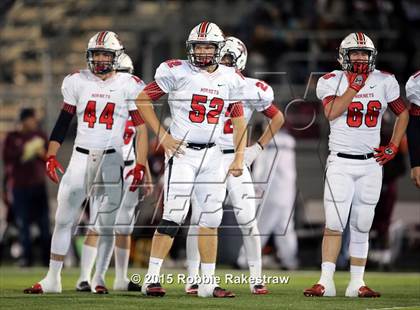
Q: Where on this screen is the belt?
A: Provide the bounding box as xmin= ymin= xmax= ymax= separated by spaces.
xmin=76 ymin=146 xmax=116 ymax=155
xmin=124 ymin=160 xmax=134 ymax=166
xmin=336 ymin=152 xmax=374 ymax=160
xmin=222 ymin=149 xmax=235 ymax=154
xmin=186 ymin=142 xmax=215 ymax=150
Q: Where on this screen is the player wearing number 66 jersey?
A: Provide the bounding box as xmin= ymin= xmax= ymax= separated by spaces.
xmin=186 ymin=36 xmax=284 ymax=295
xmin=135 ymin=22 xmax=247 ymax=298
xmin=304 ymin=33 xmax=409 ymax=298
xmin=24 ymin=31 xmax=147 ymax=294
xmin=405 ymin=72 xmax=420 ymax=188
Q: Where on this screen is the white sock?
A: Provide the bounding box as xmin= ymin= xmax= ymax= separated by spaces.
xmin=187 ymin=260 xmax=200 ymax=283
xmin=248 ymin=260 xmax=262 ymax=284
xmin=350 ymin=265 xmax=365 ymax=285
xmin=201 ymin=263 xmax=216 ymax=288
xmin=201 ymin=263 xmax=216 ymax=276
xmin=241 ymin=223 xmax=262 ymax=263
xmin=114 ymin=246 xmax=130 ymax=283
xmin=319 ymin=261 xmax=335 ymax=285
xmin=147 ymin=257 xmax=163 ymax=283
xmin=45 ymin=259 xmax=63 ymax=282
xmin=78 ymin=244 xmax=97 ymax=283
xmin=92 ymin=235 xmax=115 ymax=285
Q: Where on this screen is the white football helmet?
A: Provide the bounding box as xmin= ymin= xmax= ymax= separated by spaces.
xmin=86 ymin=31 xmax=124 ymax=74
xmin=220 ymin=36 xmax=248 ymax=71
xmin=186 ymin=21 xmax=225 ymax=67
xmin=338 ymin=32 xmax=377 ymax=73
xmin=117 ymin=53 xmax=134 ymax=74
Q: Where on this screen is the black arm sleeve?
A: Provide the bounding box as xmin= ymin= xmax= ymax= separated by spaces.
xmin=407 ymin=113 xmax=420 ymax=168
xmin=49 ymin=109 xmax=74 ymax=144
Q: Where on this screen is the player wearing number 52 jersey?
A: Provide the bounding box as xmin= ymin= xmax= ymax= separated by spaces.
xmin=136 ymin=22 xmax=247 ymax=298
xmin=186 ymin=37 xmax=284 ymax=296
xmin=24 ymin=31 xmax=147 ymax=294
xmin=304 ymin=32 xmax=408 ymax=298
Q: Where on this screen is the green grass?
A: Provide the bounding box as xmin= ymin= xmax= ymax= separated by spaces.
xmin=1 ymin=267 xmax=419 ymax=309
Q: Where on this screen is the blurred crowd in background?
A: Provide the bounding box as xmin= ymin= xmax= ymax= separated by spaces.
xmin=0 ymin=0 xmax=419 ymax=270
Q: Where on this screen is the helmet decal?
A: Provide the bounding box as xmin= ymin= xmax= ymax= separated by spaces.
xmin=355 ymin=32 xmax=366 ymax=46
xmin=198 ymin=21 xmax=210 ymax=39
xmin=95 ymin=31 xmax=108 ymax=47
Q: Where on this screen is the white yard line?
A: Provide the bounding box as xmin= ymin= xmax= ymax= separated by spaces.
xmin=366 ymin=306 xmax=420 ymax=310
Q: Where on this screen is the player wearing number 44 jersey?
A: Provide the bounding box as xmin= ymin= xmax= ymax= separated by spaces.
xmin=135 ymin=22 xmax=247 ymax=298
xmin=75 ymin=53 xmax=153 ymax=294
xmin=186 ymin=36 xmax=284 ymax=296
xmin=304 ymin=32 xmax=408 ymax=298
xmin=24 ymin=31 xmax=147 ymax=294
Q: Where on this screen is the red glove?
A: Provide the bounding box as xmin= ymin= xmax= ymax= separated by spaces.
xmin=374 ymin=142 xmax=398 ymax=165
xmin=125 ymin=163 xmax=146 ymax=192
xmin=351 ymin=62 xmax=370 ymax=74
xmin=347 ymin=72 xmax=369 ymax=92
xmin=46 ymin=155 xmax=64 ymax=183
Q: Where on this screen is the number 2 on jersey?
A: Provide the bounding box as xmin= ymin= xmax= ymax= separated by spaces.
xmin=83 ymin=101 xmax=115 ymax=129
xmin=346 ymin=100 xmax=381 ymax=128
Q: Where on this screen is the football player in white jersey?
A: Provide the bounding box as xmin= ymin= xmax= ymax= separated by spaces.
xmin=304 ymin=32 xmax=409 ymax=298
xmin=75 ymin=53 xmax=152 ymax=293
xmin=248 ymin=130 xmax=299 ymax=271
xmin=24 ymin=32 xmax=147 ymax=294
xmin=185 ymin=36 xmax=284 ymax=295
xmin=135 ymin=22 xmax=247 ymax=298
xmin=405 ymin=72 xmax=420 ymax=188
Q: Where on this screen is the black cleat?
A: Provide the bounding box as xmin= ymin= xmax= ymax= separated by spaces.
xmin=76 ymin=281 xmax=91 ymax=292
xmin=127 ymin=281 xmax=142 ymax=291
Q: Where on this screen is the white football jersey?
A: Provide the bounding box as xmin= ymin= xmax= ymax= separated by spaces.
xmin=316 ymin=69 xmax=400 ymax=154
xmin=406 ymin=71 xmax=420 ymax=108
xmin=122 ymin=118 xmax=136 ymax=161
xmin=61 ymin=69 xmax=145 ymax=149
xmin=217 ymin=77 xmax=273 ymax=150
xmin=154 ymin=60 xmax=246 ymax=143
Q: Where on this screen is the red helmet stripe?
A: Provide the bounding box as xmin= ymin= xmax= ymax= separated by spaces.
xmin=96 ymin=31 xmax=107 ymax=46
xmin=198 ymin=22 xmax=210 ymax=38
xmin=96 ymin=32 xmax=104 ymax=45
xmin=356 ymin=32 xmax=366 ymax=46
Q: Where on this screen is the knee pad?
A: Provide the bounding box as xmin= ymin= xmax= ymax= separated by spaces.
xmin=157 ymin=219 xmax=180 ymax=238
xmin=233 ymin=200 xmax=257 ymax=227
xmin=198 ymin=208 xmax=223 ymax=229
xmin=115 ymin=223 xmax=134 ymax=235
xmin=94 ymin=224 xmax=115 ymax=236
xmin=114 ymin=204 xmax=136 ymax=235
xmin=351 ymin=205 xmax=375 ymax=233
xmin=239 ymin=220 xmax=259 ymax=237
xmin=325 ymin=213 xmax=346 ymax=233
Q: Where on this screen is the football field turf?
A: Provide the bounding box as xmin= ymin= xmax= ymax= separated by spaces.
xmin=1 ymin=267 xmax=419 ymax=310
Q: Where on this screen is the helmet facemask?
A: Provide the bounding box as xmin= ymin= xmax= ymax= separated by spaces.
xmin=86 ymin=48 xmax=123 ymax=74
xmin=338 ymin=47 xmax=377 ymax=74
xmin=186 ymin=41 xmax=225 ymax=68
xmin=220 ymin=53 xmax=236 ymax=68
